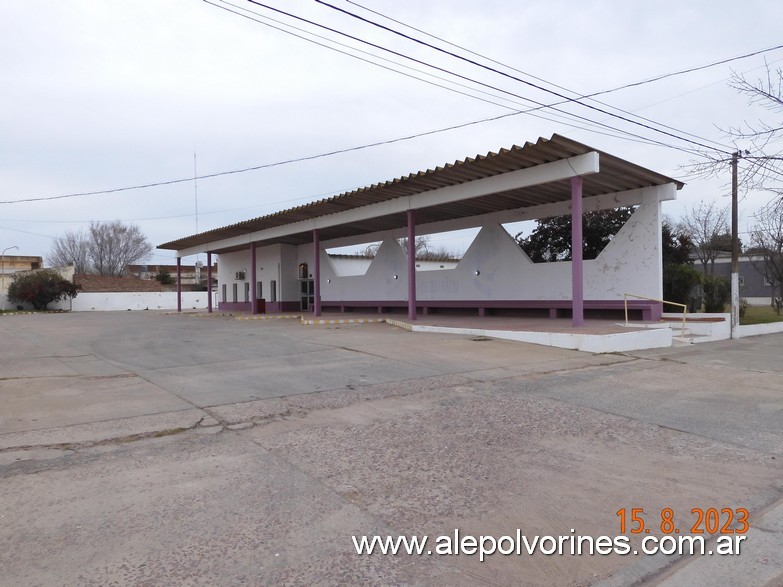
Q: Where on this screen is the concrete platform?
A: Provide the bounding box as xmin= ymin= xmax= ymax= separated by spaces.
xmin=202 ymin=310 xmax=675 ymax=352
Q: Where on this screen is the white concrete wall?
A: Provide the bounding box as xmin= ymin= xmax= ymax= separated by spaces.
xmin=280 ymin=244 xmax=300 ymax=303
xmin=329 ymin=256 xmax=373 ymax=276
xmin=218 ymin=245 xmax=292 ymax=303
xmin=319 ymin=198 xmax=662 ymax=303
xmin=738 ymin=321 xmax=783 ymax=337
xmin=320 ymin=238 xmax=409 ymax=301
xmin=328 ymin=255 xmax=456 ymax=277
xmin=49 ymin=292 xmax=208 ymax=311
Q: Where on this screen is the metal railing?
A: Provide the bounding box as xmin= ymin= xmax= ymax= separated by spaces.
xmin=624 ymin=293 xmax=687 ymax=337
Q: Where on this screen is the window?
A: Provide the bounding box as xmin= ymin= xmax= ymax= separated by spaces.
xmin=222 ymin=284 xmax=227 ymax=303
xmin=270 ymin=280 xmax=277 ymax=303
xmin=764 ymin=276 xmax=774 ymax=287
xmin=244 ymin=282 xmax=250 ymax=302
xmin=256 ymin=281 xmax=263 ymax=300
xmin=232 ymin=283 xmax=238 ymax=303
xmin=738 ymin=274 xmax=745 ymax=287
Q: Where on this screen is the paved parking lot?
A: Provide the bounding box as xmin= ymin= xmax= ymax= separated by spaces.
xmin=1 ymin=311 xmax=781 ymax=585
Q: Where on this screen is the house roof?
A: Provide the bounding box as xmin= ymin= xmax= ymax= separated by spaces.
xmin=159 ymin=134 xmax=683 ymax=254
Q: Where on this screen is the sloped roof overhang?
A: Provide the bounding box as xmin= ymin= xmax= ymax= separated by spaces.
xmin=159 ymin=134 xmax=683 ymax=256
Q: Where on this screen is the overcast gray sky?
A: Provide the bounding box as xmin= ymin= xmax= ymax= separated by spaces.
xmin=1 ymin=0 xmax=781 ymax=264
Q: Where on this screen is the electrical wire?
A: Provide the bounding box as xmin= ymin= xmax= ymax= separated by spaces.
xmin=215 ymin=0 xmax=683 ymax=150
xmin=6 ymin=4 xmax=780 ymax=206
xmin=342 ymin=0 xmax=753 ymax=152
xmin=208 ymin=0 xmax=527 ymax=112
xmin=313 ymin=0 xmax=735 ymax=154
xmin=241 ymin=0 xmax=702 ymax=156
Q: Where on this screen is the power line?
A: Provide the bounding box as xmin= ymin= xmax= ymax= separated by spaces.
xmin=343 ymin=0 xmax=770 ymax=151
xmin=0 ymin=112 xmax=519 ymax=205
xmin=207 ymin=1 xmax=526 ymax=112
xmin=242 ymin=0 xmax=706 ymax=156
xmin=313 ymin=0 xmax=735 ymax=155
xmin=6 ymin=5 xmax=779 ymax=206
xmin=214 ymin=0 xmax=682 ymax=150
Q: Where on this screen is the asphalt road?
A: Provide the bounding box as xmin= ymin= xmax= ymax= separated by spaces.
xmin=1 ymin=311 xmax=781 ymax=586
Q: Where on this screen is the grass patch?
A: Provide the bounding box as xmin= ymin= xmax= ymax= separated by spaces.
xmin=741 ymin=305 xmax=783 ymax=325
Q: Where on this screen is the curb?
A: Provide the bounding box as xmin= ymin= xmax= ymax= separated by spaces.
xmin=300 ymin=317 xmax=386 ymax=326
xmin=0 ymin=310 xmax=70 ymax=317
xmin=234 ymin=314 xmax=302 ymax=321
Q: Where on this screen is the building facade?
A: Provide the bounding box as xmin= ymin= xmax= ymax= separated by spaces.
xmin=160 ymin=135 xmax=683 ymax=324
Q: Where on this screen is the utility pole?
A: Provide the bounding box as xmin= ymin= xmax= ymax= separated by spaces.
xmin=730 ymin=151 xmax=740 ymax=339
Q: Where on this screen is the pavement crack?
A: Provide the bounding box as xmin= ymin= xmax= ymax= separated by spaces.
xmin=0 ymin=421 xmax=206 ymax=454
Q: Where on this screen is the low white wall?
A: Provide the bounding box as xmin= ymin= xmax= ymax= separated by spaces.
xmin=738 ymin=321 xmax=783 ymax=337
xmin=388 ymin=320 xmax=673 ymax=353
xmin=50 ymin=292 xmax=210 ymax=312
xmin=662 ymin=312 xmax=730 ymax=342
xmin=319 ymin=198 xmax=663 ymax=303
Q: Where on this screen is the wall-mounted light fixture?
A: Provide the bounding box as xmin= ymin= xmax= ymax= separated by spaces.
xmin=393 ymin=274 xmax=398 ymax=280
xmin=326 ymin=278 xmax=331 ymax=284
xmin=475 ymin=270 xmax=481 ymax=276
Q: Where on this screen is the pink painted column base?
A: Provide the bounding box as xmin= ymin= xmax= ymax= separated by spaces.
xmin=407 ymin=210 xmax=417 ymax=320
xmin=176 ymin=257 xmax=182 ymax=313
xmin=207 ymin=252 xmax=213 ymax=313
xmin=313 ymin=229 xmax=321 ymax=317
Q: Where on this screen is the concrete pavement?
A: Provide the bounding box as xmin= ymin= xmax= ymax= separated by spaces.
xmin=1 ymin=311 xmax=781 ymax=585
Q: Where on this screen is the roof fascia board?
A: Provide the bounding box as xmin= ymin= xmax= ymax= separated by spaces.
xmin=321 ymin=182 xmax=676 ymax=250
xmin=174 ymin=153 xmax=599 ymax=257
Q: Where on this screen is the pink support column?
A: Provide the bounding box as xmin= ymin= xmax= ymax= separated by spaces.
xmin=176 ymin=257 xmax=182 ymax=313
xmin=206 ymin=252 xmax=213 ymax=313
xmin=250 ymin=243 xmax=258 ymax=315
xmin=571 ymin=176 xmax=584 ymax=327
xmin=313 ymin=229 xmax=321 ymax=317
xmin=407 ymin=210 xmax=417 ymax=320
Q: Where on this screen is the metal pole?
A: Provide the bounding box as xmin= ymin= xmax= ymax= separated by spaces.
xmin=731 ymin=152 xmax=740 ymax=339
xmin=313 ymin=229 xmax=321 ymax=317
xmin=250 ymin=243 xmax=258 ymax=315
xmin=571 ymin=176 xmax=585 ymax=327
xmin=176 ymin=257 xmax=182 ymax=313
xmin=207 ymin=252 xmax=213 ymax=313
xmin=407 ymin=210 xmax=417 ymax=321
xmin=2 ymin=245 xmax=19 ymax=312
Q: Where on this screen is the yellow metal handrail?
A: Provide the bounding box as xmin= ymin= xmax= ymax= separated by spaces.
xmin=624 ymin=293 xmax=688 ymax=337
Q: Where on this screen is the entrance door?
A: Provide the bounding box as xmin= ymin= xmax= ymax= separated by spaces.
xmin=300 ymin=279 xmax=314 ymax=311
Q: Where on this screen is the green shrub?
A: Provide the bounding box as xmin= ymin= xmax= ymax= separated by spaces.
xmin=663 ymin=264 xmax=702 ymax=310
xmin=7 ymin=270 xmax=78 ymax=310
xmin=703 ymin=275 xmax=731 ymax=313
xmin=154 ymin=269 xmax=175 ymax=285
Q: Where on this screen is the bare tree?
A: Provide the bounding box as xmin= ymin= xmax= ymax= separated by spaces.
xmin=49 ymin=229 xmax=91 ymax=273
xmin=748 ymin=201 xmax=783 ymax=313
xmin=48 ymin=221 xmax=152 ymax=276
xmin=687 ymin=63 xmax=783 ymax=200
xmin=677 ymin=200 xmax=730 ymax=275
xmin=88 ymin=221 xmax=152 ymax=276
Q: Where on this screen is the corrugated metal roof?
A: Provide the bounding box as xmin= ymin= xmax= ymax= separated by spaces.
xmin=159 ymin=134 xmax=683 ymax=253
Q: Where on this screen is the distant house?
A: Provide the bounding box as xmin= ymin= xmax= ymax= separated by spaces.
xmin=693 ymin=252 xmax=777 ymax=305
xmin=1 ymin=254 xmax=44 ymax=299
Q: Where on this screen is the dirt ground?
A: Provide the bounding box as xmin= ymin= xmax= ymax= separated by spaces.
xmin=1 ymin=312 xmax=781 ymax=585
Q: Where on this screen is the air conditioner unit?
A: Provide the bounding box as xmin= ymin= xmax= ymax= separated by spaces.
xmin=235 ymin=271 xmax=246 ymax=280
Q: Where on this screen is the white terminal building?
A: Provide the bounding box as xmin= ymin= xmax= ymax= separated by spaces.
xmin=159 ymin=135 xmax=682 ymax=326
